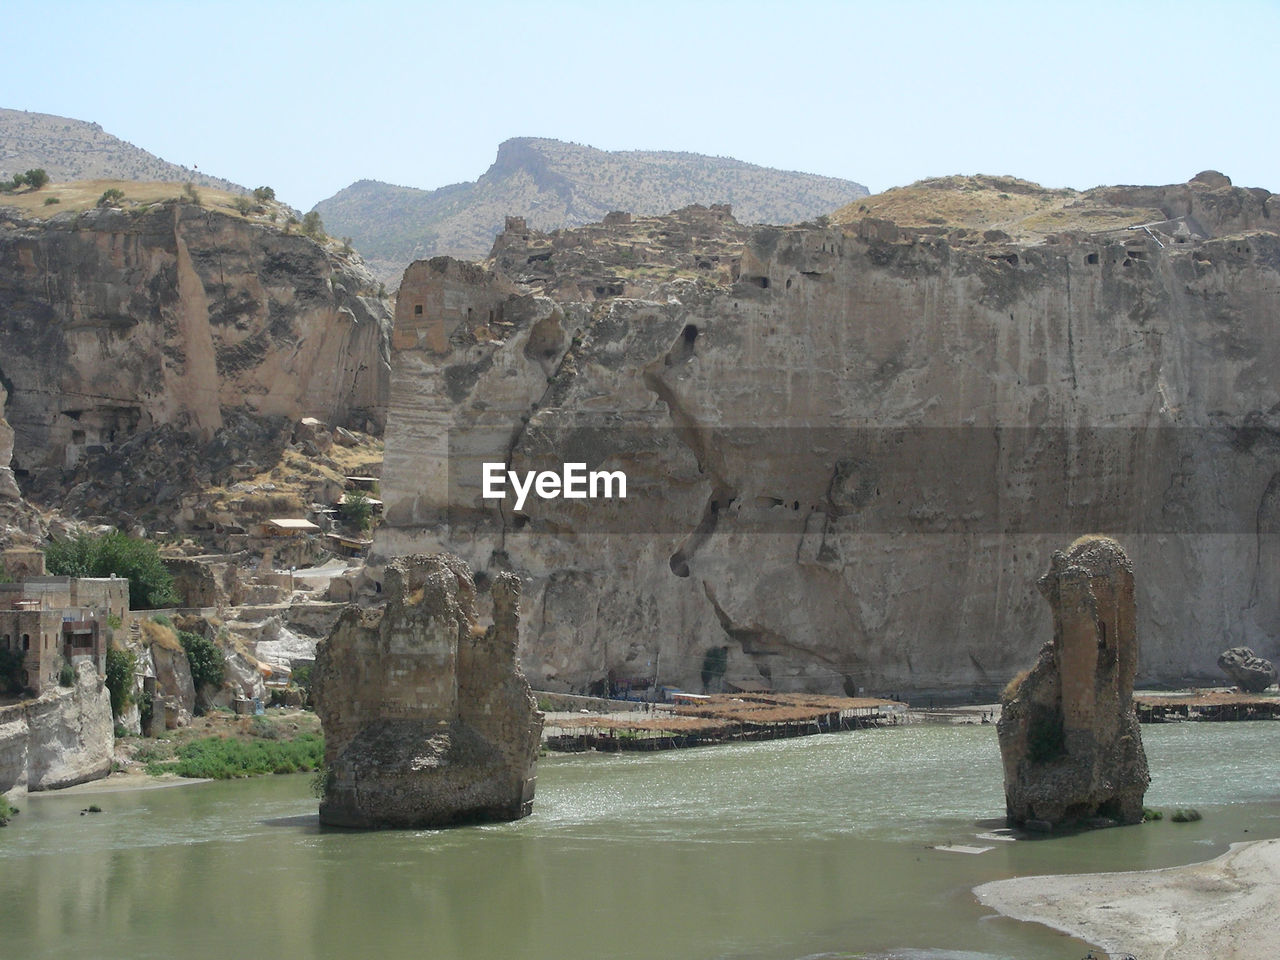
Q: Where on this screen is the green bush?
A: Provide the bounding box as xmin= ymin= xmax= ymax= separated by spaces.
xmin=301 ymin=210 xmax=325 ymax=240
xmin=178 ymin=631 xmax=224 ymax=692
xmin=253 ymin=186 xmax=275 ymax=202
xmin=46 ymin=531 xmax=180 ymax=609
xmin=0 ymin=794 xmax=17 ymax=827
xmin=43 ymin=196 xmax=60 ymax=206
xmin=232 ymin=195 xmax=254 ymax=215
xmin=97 ymin=188 xmax=125 ymax=207
xmin=147 ymin=733 xmax=324 ymax=779
xmin=183 ymin=182 xmax=201 ymax=206
xmin=104 ymin=648 xmax=136 ymax=717
xmin=23 ymin=168 xmax=49 ymax=189
xmin=59 ymin=661 xmax=75 ymax=687
xmin=0 ymin=646 xmax=25 ymax=695
xmin=292 ymin=662 xmax=313 ymax=706
xmin=138 ymin=688 xmax=154 ymax=732
xmin=338 ymin=490 xmax=372 ymax=531
xmin=1171 ymin=808 xmax=1203 ymax=823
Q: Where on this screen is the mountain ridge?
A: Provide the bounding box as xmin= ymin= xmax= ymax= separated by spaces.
xmin=0 ymin=107 xmax=245 ymax=193
xmin=315 ymin=137 xmax=868 ymax=285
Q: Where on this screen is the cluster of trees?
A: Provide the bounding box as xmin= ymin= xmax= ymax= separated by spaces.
xmin=1 ymin=168 xmax=50 ymax=193
xmin=45 ymin=531 xmax=180 ymax=610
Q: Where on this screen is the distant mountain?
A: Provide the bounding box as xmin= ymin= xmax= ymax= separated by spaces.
xmin=314 ymin=138 xmax=868 ymax=284
xmin=0 ymin=107 xmax=244 ymax=193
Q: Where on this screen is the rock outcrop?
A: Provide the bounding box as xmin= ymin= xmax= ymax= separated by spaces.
xmin=0 ymin=662 xmax=113 ymax=795
xmin=0 ymin=385 xmax=17 ymax=502
xmin=1217 ymin=647 xmax=1278 ymax=693
xmin=997 ymin=536 xmax=1150 ymax=829
xmin=313 ymin=554 xmax=541 ymax=828
xmin=0 ymin=202 xmax=391 ymax=527
xmin=0 ymin=384 xmax=40 ymax=547
xmin=374 ymin=174 xmax=1280 ymax=697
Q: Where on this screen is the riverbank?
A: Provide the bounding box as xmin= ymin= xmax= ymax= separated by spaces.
xmin=975 ymin=837 xmax=1280 ymax=960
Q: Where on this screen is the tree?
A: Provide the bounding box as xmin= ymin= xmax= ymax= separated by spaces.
xmin=0 ymin=645 xmax=26 ymax=695
xmin=45 ymin=531 xmax=181 ymax=609
xmin=23 ymin=168 xmax=49 ymax=189
xmin=97 ymin=188 xmax=125 ymax=207
xmin=301 ymin=210 xmax=325 ymax=239
xmin=179 ymin=630 xmax=224 ymax=692
xmin=338 ymin=490 xmax=372 ymax=531
xmin=253 ymin=186 xmax=275 ymax=202
xmin=104 ymin=648 xmax=136 ymax=716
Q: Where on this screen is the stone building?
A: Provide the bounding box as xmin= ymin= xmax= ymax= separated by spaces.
xmin=0 ymin=576 xmax=129 ymax=695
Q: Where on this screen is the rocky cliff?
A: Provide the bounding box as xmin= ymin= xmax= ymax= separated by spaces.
xmin=374 ymin=174 xmax=1280 ymax=698
xmin=0 ymin=384 xmax=39 ymax=547
xmin=0 ymin=662 xmax=113 ymax=795
xmin=0 ymin=201 xmax=391 ymax=526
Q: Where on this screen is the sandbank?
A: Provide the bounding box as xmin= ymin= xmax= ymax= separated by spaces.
xmin=23 ymin=771 xmax=209 ymax=797
xmin=974 ymin=837 xmax=1280 ymax=960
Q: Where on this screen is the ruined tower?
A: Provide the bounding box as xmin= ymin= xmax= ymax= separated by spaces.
xmin=997 ymin=536 xmax=1150 ymax=829
xmin=313 ymin=553 xmax=543 ymax=828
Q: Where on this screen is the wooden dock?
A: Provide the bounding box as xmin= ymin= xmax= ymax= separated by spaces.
xmin=543 ymin=692 xmax=906 ymax=752
xmin=1135 ymin=691 xmax=1280 ymax=722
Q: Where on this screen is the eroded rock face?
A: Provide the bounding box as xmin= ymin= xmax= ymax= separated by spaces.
xmin=375 ymin=177 xmax=1280 ymax=697
xmin=0 ymin=662 xmax=112 ymax=794
xmin=1217 ymin=647 xmax=1278 ymax=692
xmin=0 ymin=385 xmax=17 ymax=501
xmin=313 ymin=554 xmax=541 ymax=829
xmin=0 ymin=203 xmax=391 ymax=512
xmin=997 ymin=537 xmax=1150 ymax=829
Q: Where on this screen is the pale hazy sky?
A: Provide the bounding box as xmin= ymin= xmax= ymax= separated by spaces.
xmin=8 ymin=0 xmax=1277 ymax=210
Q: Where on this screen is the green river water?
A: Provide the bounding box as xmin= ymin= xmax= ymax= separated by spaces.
xmin=2 ymin=722 xmax=1278 ymax=960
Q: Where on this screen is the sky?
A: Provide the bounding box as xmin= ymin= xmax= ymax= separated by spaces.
xmin=5 ymin=0 xmax=1277 ymax=211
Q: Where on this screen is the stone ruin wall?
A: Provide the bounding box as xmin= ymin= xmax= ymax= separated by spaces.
xmin=374 ymin=191 xmax=1280 ymax=698
xmin=314 ymin=554 xmax=541 ymax=828
xmin=998 ymin=536 xmax=1149 ymax=828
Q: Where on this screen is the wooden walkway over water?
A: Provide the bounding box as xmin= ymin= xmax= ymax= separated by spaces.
xmin=543 ymin=692 xmax=907 ymax=752
xmin=1135 ymin=691 xmax=1280 ymax=722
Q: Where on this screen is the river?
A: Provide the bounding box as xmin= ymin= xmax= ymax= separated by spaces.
xmin=3 ymin=722 xmax=1278 ymax=960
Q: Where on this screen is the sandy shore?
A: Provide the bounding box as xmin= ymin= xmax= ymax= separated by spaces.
xmin=974 ymin=837 xmax=1280 ymax=960
xmin=22 ymin=771 xmax=209 ymax=797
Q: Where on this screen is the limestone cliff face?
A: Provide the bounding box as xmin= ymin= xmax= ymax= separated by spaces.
xmin=0 ymin=203 xmax=391 ymax=486
xmin=0 ymin=662 xmax=113 ymax=794
xmin=314 ymin=554 xmax=541 ymax=828
xmin=0 ymin=384 xmax=40 ymax=547
xmin=0 ymin=385 xmax=17 ymax=501
xmin=376 ymin=178 xmax=1280 ymax=697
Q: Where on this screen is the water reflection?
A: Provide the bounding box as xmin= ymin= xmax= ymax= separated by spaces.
xmin=1 ymin=723 xmax=1277 ymax=960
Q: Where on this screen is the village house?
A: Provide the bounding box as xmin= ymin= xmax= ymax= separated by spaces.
xmin=0 ymin=550 xmax=129 ymax=695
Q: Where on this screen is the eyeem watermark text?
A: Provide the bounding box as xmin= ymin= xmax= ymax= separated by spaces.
xmin=482 ymin=463 xmax=627 ymax=511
